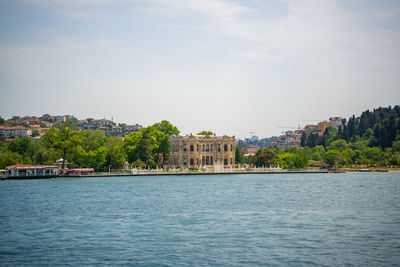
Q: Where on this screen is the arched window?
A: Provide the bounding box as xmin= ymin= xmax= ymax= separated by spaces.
xmin=203 ymin=144 xmax=205 ymax=151
xmin=230 ymin=144 xmax=233 ymax=151
xmin=183 ymin=144 xmax=187 ymax=152
xmin=211 ymin=144 xmax=213 ymax=151
xmin=224 ymin=144 xmax=228 ymax=152
xmin=224 ymin=158 xmax=228 ymax=165
xmin=184 ymin=158 xmax=187 ymax=166
xmin=190 ymin=158 xmax=194 ymax=166
xmin=218 ymin=144 xmax=221 ymax=152
xmin=190 ymin=144 xmax=194 ymax=152
xmin=206 ymin=144 xmax=209 ymax=151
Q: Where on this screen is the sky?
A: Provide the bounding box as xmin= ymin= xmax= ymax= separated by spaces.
xmin=1 ymin=0 xmax=400 ymax=139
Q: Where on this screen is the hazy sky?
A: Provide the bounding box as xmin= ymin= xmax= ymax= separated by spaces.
xmin=1 ymin=0 xmax=400 ymax=138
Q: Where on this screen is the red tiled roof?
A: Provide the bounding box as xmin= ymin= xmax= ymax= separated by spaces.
xmin=0 ymin=126 xmax=29 ymax=130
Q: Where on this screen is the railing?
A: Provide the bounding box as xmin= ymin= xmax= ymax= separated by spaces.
xmin=10 ymin=172 xmax=57 ymax=177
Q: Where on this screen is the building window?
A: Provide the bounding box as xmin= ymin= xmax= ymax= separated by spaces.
xmin=203 ymin=144 xmax=205 ymax=151
xmin=230 ymin=144 xmax=233 ymax=151
xmin=190 ymin=144 xmax=194 ymax=152
xmin=224 ymin=159 xmax=228 ymax=165
xmin=230 ymin=158 xmax=233 ymax=165
xmin=206 ymin=144 xmax=209 ymax=152
xmin=190 ymin=158 xmax=194 ymax=166
xmin=211 ymin=156 xmax=213 ymax=165
xmin=183 ymin=144 xmax=187 ymax=152
xmin=211 ymin=144 xmax=213 ymax=151
xmin=202 ymin=156 xmax=205 ymax=165
xmin=184 ymin=158 xmax=187 ymax=166
xmin=224 ymin=144 xmax=228 ymax=152
xmin=218 ymin=144 xmax=221 ymax=152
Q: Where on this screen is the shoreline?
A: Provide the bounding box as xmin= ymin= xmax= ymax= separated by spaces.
xmin=2 ymin=168 xmax=400 ymax=180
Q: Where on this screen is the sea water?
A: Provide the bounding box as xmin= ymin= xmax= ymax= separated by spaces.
xmin=1 ymin=172 xmax=399 ymax=266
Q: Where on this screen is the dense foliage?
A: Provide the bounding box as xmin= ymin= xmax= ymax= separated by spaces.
xmin=197 ymin=131 xmax=215 ymax=135
xmin=302 ymin=105 xmax=400 ymax=149
xmin=0 ymin=120 xmax=179 ymax=170
xmin=244 ymin=140 xmax=400 ymax=169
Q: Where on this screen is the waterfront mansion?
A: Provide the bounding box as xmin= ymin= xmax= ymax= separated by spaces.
xmin=169 ymin=134 xmax=235 ymax=168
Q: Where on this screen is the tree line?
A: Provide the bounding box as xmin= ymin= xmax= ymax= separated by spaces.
xmin=2 ymin=105 xmax=400 ymax=170
xmin=301 ymin=105 xmax=400 ymax=149
xmin=237 ymin=139 xmax=400 ymax=169
xmin=237 ymin=105 xmax=400 ymax=168
xmin=0 ymin=120 xmax=179 ymax=170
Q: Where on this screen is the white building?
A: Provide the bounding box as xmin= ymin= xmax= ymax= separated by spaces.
xmin=5 ymin=164 xmax=58 ymax=178
xmin=0 ymin=126 xmax=32 ymax=138
xmin=329 ymin=117 xmax=344 ymax=129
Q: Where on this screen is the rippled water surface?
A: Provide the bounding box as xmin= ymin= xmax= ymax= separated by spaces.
xmin=1 ymin=172 xmax=400 ymax=266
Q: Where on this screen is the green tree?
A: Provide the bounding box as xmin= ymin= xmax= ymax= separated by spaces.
xmin=153 ymin=120 xmax=180 ymax=136
xmin=324 ymin=150 xmax=339 ymax=167
xmin=362 ymin=147 xmax=382 ymax=166
xmin=81 ymin=130 xmax=107 ymax=151
xmin=8 ymin=136 xmax=36 ymax=163
xmin=67 ymin=117 xmax=78 ymax=124
xmin=32 ymin=129 xmax=40 ymax=137
xmin=235 ymin=146 xmax=244 ymax=164
xmin=388 ymin=153 xmax=400 ymax=167
xmin=153 ymin=130 xmax=170 ymax=167
xmin=254 ymin=148 xmax=276 ymax=167
xmin=311 ymin=145 xmax=325 ymax=161
xmin=132 ymin=159 xmax=145 ymax=169
xmin=0 ymin=149 xmax=23 ymax=168
xmin=105 ymin=136 xmax=126 ymax=170
xmin=124 ymin=127 xmax=158 ymax=168
xmin=342 ymin=148 xmax=356 ymax=166
xmin=197 ymin=131 xmax=214 ymax=135
xmin=327 ymin=139 xmax=348 ymax=152
xmin=42 ymin=123 xmax=82 ymax=169
xmin=0 ymin=116 xmax=4 ymax=125
xmin=392 ymin=140 xmax=400 ymax=153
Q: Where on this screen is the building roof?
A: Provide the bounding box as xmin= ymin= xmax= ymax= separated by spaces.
xmin=0 ymin=126 xmax=30 ymax=130
xmin=6 ymin=164 xmax=57 ymax=170
xmin=171 ymin=134 xmax=235 ymax=140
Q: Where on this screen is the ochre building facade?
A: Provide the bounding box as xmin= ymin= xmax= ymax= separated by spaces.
xmin=169 ymin=134 xmax=235 ymax=168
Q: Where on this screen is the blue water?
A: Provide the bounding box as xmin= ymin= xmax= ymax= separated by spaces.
xmin=1 ymin=172 xmax=400 ymax=266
